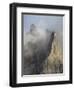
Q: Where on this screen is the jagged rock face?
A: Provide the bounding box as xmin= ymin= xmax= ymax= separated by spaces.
xmin=22 ymin=25 xmax=55 ymax=75
xmin=42 ymin=34 xmax=63 ymax=74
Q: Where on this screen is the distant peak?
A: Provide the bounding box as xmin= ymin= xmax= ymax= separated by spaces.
xmin=30 ymin=24 xmax=37 ymax=32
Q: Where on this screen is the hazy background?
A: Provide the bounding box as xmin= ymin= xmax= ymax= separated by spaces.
xmin=23 ymin=14 xmax=63 ymax=50
xmin=23 ymin=14 xmax=63 ymax=32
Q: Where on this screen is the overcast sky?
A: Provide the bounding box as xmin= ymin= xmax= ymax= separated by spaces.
xmin=23 ymin=14 xmax=63 ymax=33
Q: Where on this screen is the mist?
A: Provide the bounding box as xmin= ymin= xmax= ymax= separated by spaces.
xmin=22 ymin=15 xmax=63 ymax=75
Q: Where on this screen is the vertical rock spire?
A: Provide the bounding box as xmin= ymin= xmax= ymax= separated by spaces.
xmin=30 ymin=24 xmax=36 ymax=32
